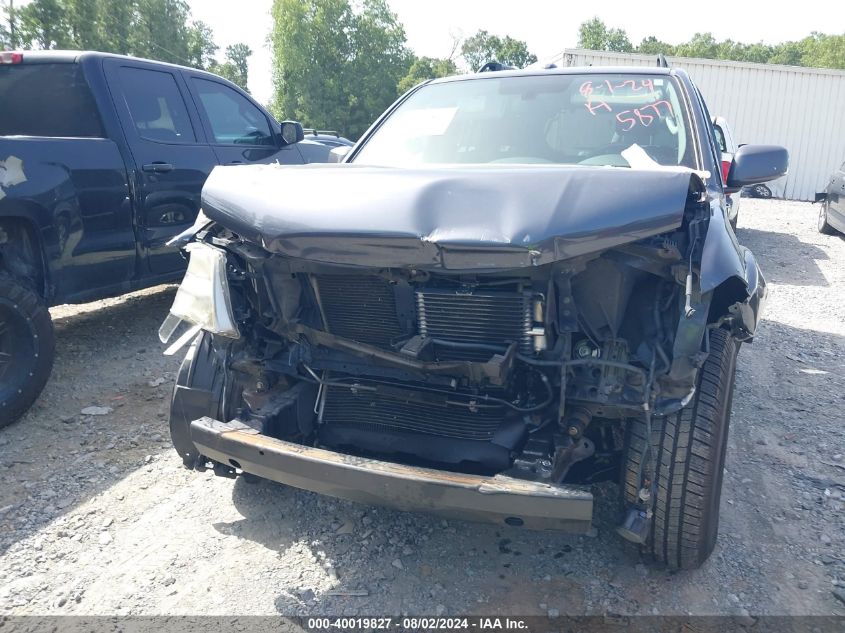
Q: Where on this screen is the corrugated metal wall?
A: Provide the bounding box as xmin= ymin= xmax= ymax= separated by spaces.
xmin=549 ymin=49 xmax=845 ymax=201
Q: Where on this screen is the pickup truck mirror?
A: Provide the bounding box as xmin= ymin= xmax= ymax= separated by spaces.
xmin=279 ymin=121 xmax=305 ymax=145
xmin=726 ymin=144 xmax=788 ymax=192
xmin=329 ymin=145 xmax=352 ymax=163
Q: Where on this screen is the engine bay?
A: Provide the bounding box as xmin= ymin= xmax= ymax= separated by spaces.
xmin=206 ymin=217 xmax=711 ymax=485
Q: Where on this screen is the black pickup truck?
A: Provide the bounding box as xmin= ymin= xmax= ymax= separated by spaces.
xmin=0 ymin=50 xmax=327 ymax=427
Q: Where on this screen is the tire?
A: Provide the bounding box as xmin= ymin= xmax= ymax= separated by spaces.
xmin=753 ymin=184 xmax=772 ymax=199
xmin=818 ymin=201 xmax=837 ymax=235
xmin=729 ymin=215 xmax=738 ymax=231
xmin=0 ymin=273 xmax=55 ymax=428
xmin=169 ymin=331 xmax=242 ymax=467
xmin=622 ymin=328 xmax=738 ymax=569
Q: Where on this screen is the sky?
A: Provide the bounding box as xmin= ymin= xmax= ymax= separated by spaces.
xmin=189 ymin=0 xmax=845 ymax=107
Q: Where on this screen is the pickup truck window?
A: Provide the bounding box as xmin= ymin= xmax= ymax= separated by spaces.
xmin=0 ymin=63 xmax=103 ymax=137
xmin=117 ymin=67 xmax=197 ymax=144
xmin=191 ymin=78 xmax=274 ymax=146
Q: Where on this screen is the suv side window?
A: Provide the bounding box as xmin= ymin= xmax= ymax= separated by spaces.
xmin=191 ymin=78 xmax=274 ymax=146
xmin=691 ymin=86 xmax=721 ymax=183
xmin=0 ymin=63 xmax=103 ymax=137
xmin=117 ymin=67 xmax=197 ymax=143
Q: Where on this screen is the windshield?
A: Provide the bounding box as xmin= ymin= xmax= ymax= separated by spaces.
xmin=353 ymin=73 xmax=695 ymax=169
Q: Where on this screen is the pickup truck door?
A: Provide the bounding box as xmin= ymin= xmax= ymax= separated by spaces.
xmin=103 ymin=59 xmax=218 ymax=275
xmin=182 ymin=72 xmax=304 ymax=166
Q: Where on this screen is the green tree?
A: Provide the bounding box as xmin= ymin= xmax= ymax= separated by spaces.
xmin=768 ymin=41 xmax=803 ymax=66
xmin=460 ymin=29 xmax=537 ymax=71
xmin=398 ymin=55 xmax=457 ymax=93
xmin=799 ymin=32 xmax=845 ymax=69
xmin=673 ymin=32 xmax=719 ymax=59
xmin=1 ymin=2 xmax=10 ymax=49
xmin=13 ymin=0 xmax=220 ymax=70
xmin=210 ymin=43 xmax=253 ymax=91
xmin=577 ymin=17 xmax=633 ymax=53
xmin=270 ymin=0 xmax=411 ymax=140
xmin=15 ymin=0 xmax=72 ymax=49
xmin=581 ymin=20 xmax=845 ymax=70
xmin=636 ymin=35 xmax=675 ymax=56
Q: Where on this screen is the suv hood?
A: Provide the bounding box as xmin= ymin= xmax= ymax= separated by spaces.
xmin=201 ymin=163 xmax=700 ymax=270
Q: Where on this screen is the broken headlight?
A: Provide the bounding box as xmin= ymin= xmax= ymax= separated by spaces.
xmin=158 ymin=243 xmax=239 ymax=355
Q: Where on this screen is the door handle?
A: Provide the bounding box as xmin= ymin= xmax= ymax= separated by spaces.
xmin=142 ymin=162 xmax=174 ymax=173
xmin=227 ymin=160 xmax=244 ymax=165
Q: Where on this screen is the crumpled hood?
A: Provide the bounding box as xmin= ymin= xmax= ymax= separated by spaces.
xmin=201 ymin=163 xmax=699 ymax=270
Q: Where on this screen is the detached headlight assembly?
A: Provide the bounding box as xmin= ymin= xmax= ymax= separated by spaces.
xmin=159 ymin=243 xmax=239 ymax=355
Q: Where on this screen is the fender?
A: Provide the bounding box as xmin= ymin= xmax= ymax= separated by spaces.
xmin=699 ymin=199 xmax=767 ymax=338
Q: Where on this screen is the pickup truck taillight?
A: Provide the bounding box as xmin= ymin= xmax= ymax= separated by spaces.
xmin=721 ymin=160 xmax=731 ymax=185
xmin=0 ymin=51 xmax=23 ymax=64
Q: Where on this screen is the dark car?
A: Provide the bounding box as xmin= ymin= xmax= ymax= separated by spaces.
xmin=161 ymin=65 xmax=787 ymax=569
xmin=818 ymin=159 xmax=845 ymax=235
xmin=303 ymin=128 xmax=354 ymax=148
xmin=0 ymin=49 xmax=326 ymax=427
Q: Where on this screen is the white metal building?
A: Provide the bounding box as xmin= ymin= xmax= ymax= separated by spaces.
xmin=549 ymin=49 xmax=845 ymax=201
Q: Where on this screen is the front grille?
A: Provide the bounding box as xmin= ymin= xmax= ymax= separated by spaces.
xmin=321 ymin=385 xmax=504 ymax=441
xmin=315 ymin=275 xmax=404 ymax=348
xmin=416 ymin=289 xmax=532 ymax=359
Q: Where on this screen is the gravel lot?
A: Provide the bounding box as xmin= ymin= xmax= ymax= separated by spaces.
xmin=1 ymin=199 xmax=844 ymax=617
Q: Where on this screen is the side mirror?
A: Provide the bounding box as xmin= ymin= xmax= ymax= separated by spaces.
xmin=279 ymin=121 xmax=304 ymax=145
xmin=328 ymin=145 xmax=352 ymax=163
xmin=726 ymin=144 xmax=788 ymax=192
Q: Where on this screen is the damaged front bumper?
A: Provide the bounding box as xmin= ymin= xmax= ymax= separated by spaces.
xmin=190 ymin=416 xmax=594 ymax=532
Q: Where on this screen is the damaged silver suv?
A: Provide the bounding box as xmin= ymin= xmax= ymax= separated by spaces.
xmin=161 ymin=66 xmax=787 ymax=569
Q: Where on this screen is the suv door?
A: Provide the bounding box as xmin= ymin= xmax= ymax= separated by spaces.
xmin=104 ymin=59 xmax=218 ymax=275
xmin=185 ymin=74 xmax=304 ymax=166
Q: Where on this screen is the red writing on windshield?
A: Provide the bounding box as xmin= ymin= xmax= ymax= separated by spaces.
xmin=615 ymin=100 xmax=674 ymax=131
xmin=579 ymin=79 xmax=669 ymax=129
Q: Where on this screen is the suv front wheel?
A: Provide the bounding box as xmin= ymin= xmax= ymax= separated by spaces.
xmin=622 ymin=328 xmax=738 ymax=569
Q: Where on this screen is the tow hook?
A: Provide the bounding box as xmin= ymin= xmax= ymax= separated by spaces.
xmin=617 ymin=486 xmax=653 ymax=544
xmin=212 ymin=461 xmax=237 ymax=479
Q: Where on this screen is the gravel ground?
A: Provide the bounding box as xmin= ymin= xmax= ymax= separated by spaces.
xmin=0 ymin=199 xmax=844 ymax=617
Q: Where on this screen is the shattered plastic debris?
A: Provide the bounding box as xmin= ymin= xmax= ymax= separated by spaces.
xmin=0 ymin=155 xmax=28 ymax=201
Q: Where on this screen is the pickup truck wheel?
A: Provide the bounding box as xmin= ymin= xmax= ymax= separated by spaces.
xmin=622 ymin=328 xmax=738 ymax=569
xmin=818 ymin=201 xmax=837 ymax=235
xmin=0 ymin=274 xmax=55 ymax=428
xmin=170 ymin=331 xmax=242 ymax=468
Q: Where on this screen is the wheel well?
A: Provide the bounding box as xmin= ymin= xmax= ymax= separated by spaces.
xmin=0 ymin=218 xmax=47 ymax=297
xmin=708 ymin=276 xmax=747 ymax=325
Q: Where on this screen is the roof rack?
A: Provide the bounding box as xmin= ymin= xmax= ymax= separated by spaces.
xmin=303 ymin=128 xmax=341 ymax=137
xmin=477 ymin=61 xmax=515 ymax=73
xmin=656 ymin=54 xmax=670 ymax=68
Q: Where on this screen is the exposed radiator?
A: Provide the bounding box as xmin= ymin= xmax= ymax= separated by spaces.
xmin=416 ymin=288 xmax=533 ymax=358
xmin=314 ymin=275 xmax=404 ymax=348
xmin=320 ymin=385 xmax=504 ymax=441
xmin=314 ymin=276 xmax=536 ymax=360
